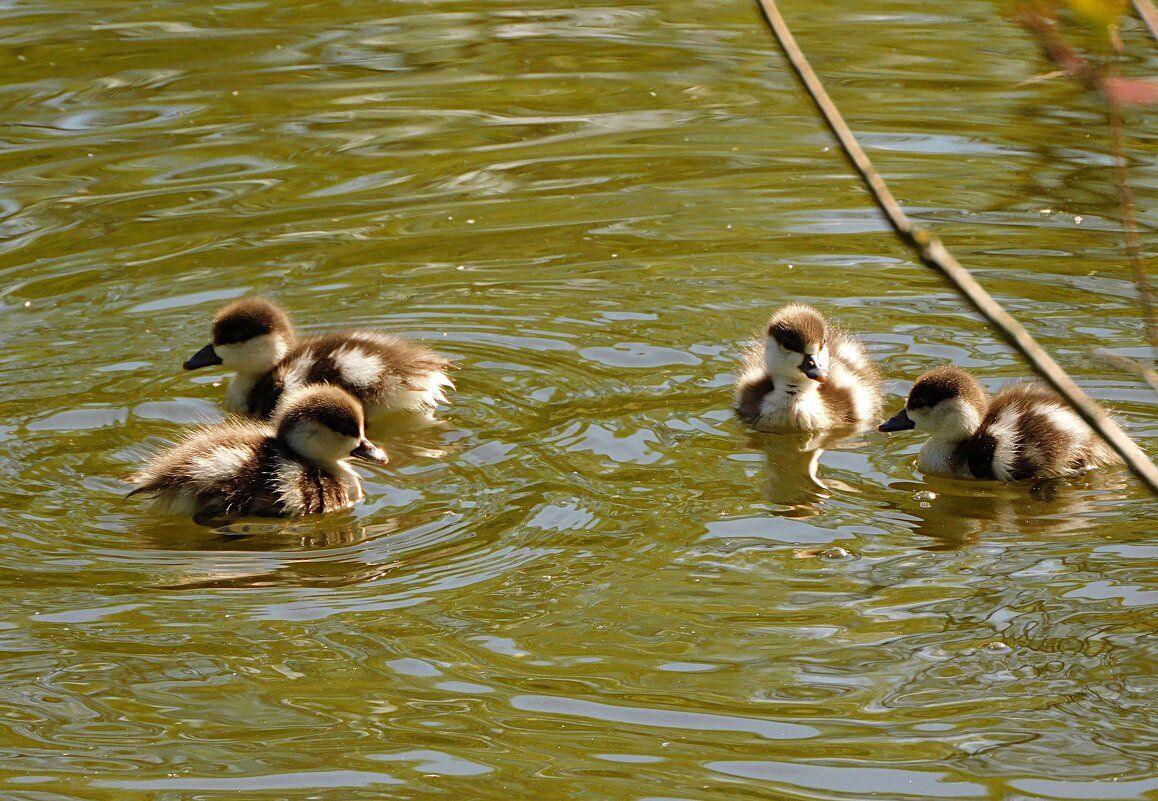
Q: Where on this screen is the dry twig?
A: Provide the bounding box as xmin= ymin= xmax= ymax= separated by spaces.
xmin=1017 ymin=6 xmax=1158 ymax=351
xmin=755 ymin=0 xmax=1158 ymax=492
xmin=1134 ymin=0 xmax=1158 ymax=42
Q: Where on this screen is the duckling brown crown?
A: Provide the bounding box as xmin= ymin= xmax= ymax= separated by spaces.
xmin=275 ymin=384 xmax=364 ymax=439
xmin=767 ymin=303 xmax=826 ymax=353
xmin=907 ymin=366 xmax=987 ymax=412
xmin=212 ymin=297 xmax=294 ymax=346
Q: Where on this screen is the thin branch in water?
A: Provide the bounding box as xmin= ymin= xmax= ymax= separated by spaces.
xmin=1016 ymin=4 xmax=1158 ymax=353
xmin=1017 ymin=68 xmax=1072 ymax=84
xmin=754 ymin=0 xmax=1158 ymax=493
xmin=1106 ymin=84 xmax=1158 ymax=352
xmin=1096 ymin=348 xmax=1158 ymax=394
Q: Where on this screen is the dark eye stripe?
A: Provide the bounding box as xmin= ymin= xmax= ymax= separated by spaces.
xmin=314 ymin=408 xmax=360 ymax=438
xmin=215 ymin=317 xmax=272 ymax=345
xmin=909 ymin=381 xmax=959 ymax=409
xmin=770 ymin=328 xmax=804 ymax=354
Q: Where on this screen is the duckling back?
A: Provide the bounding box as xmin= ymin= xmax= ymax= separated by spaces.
xmin=186 ymin=298 xmax=455 ymax=420
xmin=273 ymin=332 xmax=454 ymax=419
xmin=128 ymin=422 xmax=282 ymax=519
xmin=130 ymin=428 xmax=366 ymax=519
xmin=968 ymin=383 xmax=1120 ymax=481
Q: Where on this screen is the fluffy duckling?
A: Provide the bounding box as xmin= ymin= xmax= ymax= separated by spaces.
xmin=879 ymin=366 xmax=1120 ymax=480
xmin=735 ymin=303 xmax=881 ymax=431
xmin=184 ymin=297 xmax=454 ymax=420
xmin=128 ymin=385 xmax=389 ymax=521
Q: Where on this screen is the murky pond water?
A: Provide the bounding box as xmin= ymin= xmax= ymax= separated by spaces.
xmin=1 ymin=0 xmax=1156 ymax=798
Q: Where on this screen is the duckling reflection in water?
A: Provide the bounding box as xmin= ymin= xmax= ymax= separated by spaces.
xmin=888 ymin=471 xmax=1133 ymax=550
xmin=184 ymin=296 xmax=454 ymax=420
xmin=128 ymin=385 xmax=388 ymax=523
xmin=735 ymin=304 xmax=881 ymax=431
xmin=879 ymin=366 xmax=1122 ymax=481
xmin=745 ymin=429 xmax=865 ymax=515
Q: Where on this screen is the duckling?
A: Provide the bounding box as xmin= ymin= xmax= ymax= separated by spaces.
xmin=735 ymin=303 xmax=881 ymax=431
xmin=878 ymin=366 xmax=1121 ymax=480
xmin=184 ymin=297 xmax=454 ymax=420
xmin=128 ymin=384 xmax=389 ymax=521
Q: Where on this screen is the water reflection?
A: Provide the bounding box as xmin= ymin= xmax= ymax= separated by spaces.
xmin=125 ymin=506 xmax=507 ymax=593
xmin=365 ymin=409 xmax=457 ymax=462
xmin=883 ymin=470 xmax=1133 ymax=550
xmin=742 ymin=428 xmax=867 ymax=516
xmin=129 ymin=510 xmax=437 ymax=554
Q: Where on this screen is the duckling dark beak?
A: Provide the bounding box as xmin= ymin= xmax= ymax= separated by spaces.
xmin=878 ymin=408 xmax=915 ymax=432
xmin=351 ymin=438 xmax=389 ymax=464
xmin=184 ymin=343 xmax=223 ymax=370
xmin=800 ymin=355 xmax=828 ymax=383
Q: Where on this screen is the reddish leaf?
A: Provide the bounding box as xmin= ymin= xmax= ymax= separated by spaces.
xmin=1101 ymin=77 xmax=1158 ymax=105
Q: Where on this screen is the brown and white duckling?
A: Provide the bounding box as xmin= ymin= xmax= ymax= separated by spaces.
xmin=128 ymin=385 xmax=389 ymax=521
xmin=735 ymin=303 xmax=881 ymax=431
xmin=184 ymin=297 xmax=454 ymax=420
xmin=878 ymin=366 xmax=1120 ymax=480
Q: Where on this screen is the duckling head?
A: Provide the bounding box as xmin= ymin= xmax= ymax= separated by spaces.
xmin=275 ymin=385 xmax=389 ymax=466
xmin=184 ymin=297 xmax=295 ymax=375
xmin=763 ymin=303 xmax=830 ymax=384
xmin=879 ymin=366 xmax=988 ymax=441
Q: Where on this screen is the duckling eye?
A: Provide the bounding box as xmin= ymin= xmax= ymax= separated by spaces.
xmin=334 ymin=418 xmax=360 ymax=439
xmin=909 ymin=391 xmax=934 ymax=410
xmin=771 ymin=330 xmax=804 ymax=354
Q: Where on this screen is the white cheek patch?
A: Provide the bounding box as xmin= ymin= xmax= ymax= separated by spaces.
xmin=284 ymin=420 xmax=358 ymax=465
xmin=764 ymin=340 xmax=802 ymax=378
xmin=215 ymin=334 xmax=288 ymax=374
xmin=332 ymin=347 xmax=383 ymax=389
xmin=918 ymin=398 xmax=980 ymax=440
xmin=212 ymin=342 xmax=241 ymax=367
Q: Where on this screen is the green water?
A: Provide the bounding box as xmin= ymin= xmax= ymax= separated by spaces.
xmin=1 ymin=0 xmax=1155 ymax=798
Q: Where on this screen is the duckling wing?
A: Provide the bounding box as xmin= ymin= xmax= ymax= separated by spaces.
xmin=734 ymin=373 xmax=775 ymax=427
xmin=972 ymin=384 xmax=1090 ymax=480
xmin=127 ymin=423 xmax=274 ymax=516
xmin=279 ymin=332 xmax=453 ymax=414
xmin=826 ymin=334 xmax=882 ymax=424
